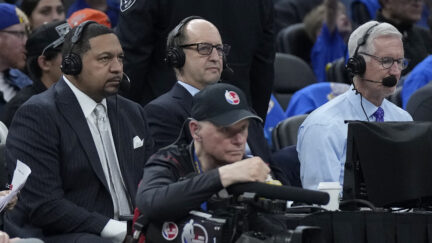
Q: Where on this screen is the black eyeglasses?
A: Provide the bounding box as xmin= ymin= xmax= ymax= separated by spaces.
xmin=359 ymin=52 xmax=409 ymax=70
xmin=179 ymin=42 xmax=231 ymax=56
xmin=0 ymin=30 xmax=28 ymax=40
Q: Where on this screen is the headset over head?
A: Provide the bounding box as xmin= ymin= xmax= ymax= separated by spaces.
xmin=61 ymin=20 xmax=97 ymax=75
xmin=165 ymin=16 xmax=231 ymax=69
xmin=345 ymin=23 xmax=380 ymax=76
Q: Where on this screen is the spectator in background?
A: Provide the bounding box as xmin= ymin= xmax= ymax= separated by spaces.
xmin=116 ymin=0 xmax=275 ymax=121
xmin=68 ymin=8 xmax=111 ymax=28
xmin=401 ymin=53 xmax=432 ymax=108
xmin=66 ymin=0 xmax=118 ymax=27
xmin=376 ymin=0 xmax=432 ymax=75
xmin=2 ymin=20 xmax=70 ymax=127
xmin=20 ymin=0 xmax=65 ymax=30
xmin=351 ymin=0 xmax=381 ymax=27
xmin=0 ymin=3 xmax=32 ymax=116
xmin=309 ymin=0 xmax=352 ymax=82
xmin=274 ymin=0 xmax=323 ymax=35
xmin=352 ymin=0 xmax=431 ymax=28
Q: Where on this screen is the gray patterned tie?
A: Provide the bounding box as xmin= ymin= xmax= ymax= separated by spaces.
xmin=94 ymin=104 xmax=131 ymax=217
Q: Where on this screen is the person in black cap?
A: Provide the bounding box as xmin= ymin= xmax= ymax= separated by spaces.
xmin=136 ymin=83 xmax=278 ymax=230
xmin=2 ymin=20 xmax=70 ymax=127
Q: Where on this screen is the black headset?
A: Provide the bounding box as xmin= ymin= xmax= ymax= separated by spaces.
xmin=61 ymin=21 xmax=96 ymax=75
xmin=346 ymin=23 xmax=380 ymax=76
xmin=165 ymin=16 xmax=204 ymax=68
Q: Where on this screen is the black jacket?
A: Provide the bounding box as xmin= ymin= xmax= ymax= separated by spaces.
xmin=136 ymin=143 xmax=288 ymax=223
xmin=136 ymin=144 xmax=224 ymax=222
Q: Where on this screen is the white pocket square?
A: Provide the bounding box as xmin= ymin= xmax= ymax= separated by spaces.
xmin=133 ymin=136 xmax=144 ymax=149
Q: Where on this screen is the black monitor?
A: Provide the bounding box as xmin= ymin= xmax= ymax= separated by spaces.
xmin=342 ymin=121 xmax=432 ymax=208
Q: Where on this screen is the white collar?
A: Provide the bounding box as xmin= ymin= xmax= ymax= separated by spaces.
xmin=63 ymin=75 xmax=107 ymax=118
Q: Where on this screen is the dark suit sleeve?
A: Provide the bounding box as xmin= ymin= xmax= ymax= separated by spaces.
xmin=116 ymin=0 xmax=157 ymax=102
xmin=249 ymin=0 xmax=275 ymax=121
xmin=144 ymin=102 xmax=190 ymax=151
xmin=136 ymin=155 xmax=223 ymax=222
xmin=6 ymin=103 xmax=109 ymax=234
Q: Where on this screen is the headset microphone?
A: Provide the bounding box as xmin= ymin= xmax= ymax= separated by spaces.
xmin=120 ymin=72 xmax=131 ymax=92
xmin=362 ymin=75 xmax=397 ymax=87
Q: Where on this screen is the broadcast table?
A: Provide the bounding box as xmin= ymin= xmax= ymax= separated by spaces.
xmin=286 ymin=210 xmax=432 ymax=243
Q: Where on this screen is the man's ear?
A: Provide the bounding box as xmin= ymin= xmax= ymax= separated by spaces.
xmin=189 ymin=120 xmax=201 ymax=141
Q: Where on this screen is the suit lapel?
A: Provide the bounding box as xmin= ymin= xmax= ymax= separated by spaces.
xmin=172 ymin=83 xmax=194 ymax=141
xmin=55 ymin=79 xmax=109 ymax=191
xmin=171 ymin=83 xmax=193 ymax=116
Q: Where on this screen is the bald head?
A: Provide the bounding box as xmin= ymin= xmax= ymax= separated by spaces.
xmin=166 ymin=17 xmax=221 ymax=49
xmin=166 ymin=17 xmax=224 ymax=89
xmin=182 ymin=19 xmax=221 ymax=44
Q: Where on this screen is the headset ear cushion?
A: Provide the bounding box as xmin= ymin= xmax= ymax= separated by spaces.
xmin=61 ymin=53 xmax=82 ymax=75
xmin=346 ymin=55 xmax=366 ymax=76
xmin=166 ymin=47 xmax=185 ymax=68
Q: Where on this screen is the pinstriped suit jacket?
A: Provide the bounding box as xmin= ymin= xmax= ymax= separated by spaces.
xmin=4 ymin=78 xmax=154 ymax=238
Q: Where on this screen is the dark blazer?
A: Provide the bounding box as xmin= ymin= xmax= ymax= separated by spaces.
xmin=4 ymin=79 xmax=154 ymax=239
xmin=117 ymin=0 xmax=275 ymax=120
xmin=144 ymin=82 xmax=272 ymax=163
xmin=144 ymin=83 xmax=193 ymax=151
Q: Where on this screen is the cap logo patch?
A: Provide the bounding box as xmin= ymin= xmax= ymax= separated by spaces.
xmin=162 ymin=221 xmax=179 ymax=241
xmin=225 ymin=90 xmax=240 ymax=105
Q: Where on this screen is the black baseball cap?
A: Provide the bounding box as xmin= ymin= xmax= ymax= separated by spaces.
xmin=26 ymin=20 xmax=71 ymax=57
xmin=192 ymin=83 xmax=262 ymax=126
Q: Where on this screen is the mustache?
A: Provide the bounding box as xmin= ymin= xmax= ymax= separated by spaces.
xmin=107 ymin=75 xmax=122 ymax=82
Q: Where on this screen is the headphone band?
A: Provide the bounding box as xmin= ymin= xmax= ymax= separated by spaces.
xmin=61 ymin=21 xmax=96 ymax=75
xmin=353 ymin=23 xmax=380 ymax=58
xmin=165 ymin=16 xmax=204 ymax=68
xmin=346 ymin=22 xmax=380 ymax=77
xmin=170 ymin=16 xmax=204 ymax=47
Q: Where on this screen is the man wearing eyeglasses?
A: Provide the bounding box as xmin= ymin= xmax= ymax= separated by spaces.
xmin=143 ymin=17 xmax=224 ymax=150
xmin=297 ymin=21 xmax=413 ymax=191
xmin=0 ymin=3 xmax=33 ymax=116
xmin=117 ymin=0 xmax=275 ymax=121
xmin=142 ymin=18 xmax=281 ymax=180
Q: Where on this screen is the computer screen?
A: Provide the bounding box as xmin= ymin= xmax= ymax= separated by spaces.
xmin=342 ymin=121 xmax=432 ymax=208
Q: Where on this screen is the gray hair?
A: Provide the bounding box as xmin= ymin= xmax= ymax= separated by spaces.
xmin=348 ymin=21 xmax=402 ymax=61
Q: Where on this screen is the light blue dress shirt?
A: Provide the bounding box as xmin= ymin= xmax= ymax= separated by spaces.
xmin=297 ymin=86 xmax=413 ymax=190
